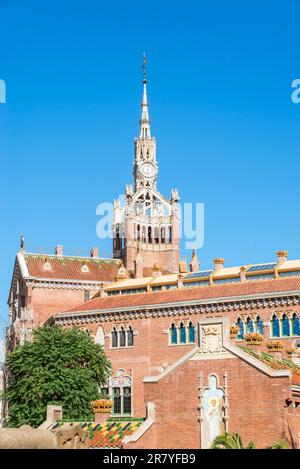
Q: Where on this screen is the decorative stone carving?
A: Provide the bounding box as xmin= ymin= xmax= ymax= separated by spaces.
xmin=201 ymin=325 xmax=223 ymax=354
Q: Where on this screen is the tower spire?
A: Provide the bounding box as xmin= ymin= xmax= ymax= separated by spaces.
xmin=140 ymin=52 xmax=151 ymax=139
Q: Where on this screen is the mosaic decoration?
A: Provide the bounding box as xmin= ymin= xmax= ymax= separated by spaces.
xmin=48 ymin=420 xmax=143 ymax=448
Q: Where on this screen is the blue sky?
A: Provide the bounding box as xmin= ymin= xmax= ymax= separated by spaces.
xmin=0 ymin=0 xmax=300 ymax=335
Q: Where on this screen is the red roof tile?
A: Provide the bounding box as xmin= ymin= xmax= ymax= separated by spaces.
xmin=23 ymin=253 xmax=119 ymax=283
xmin=62 ymin=276 xmax=300 ymax=314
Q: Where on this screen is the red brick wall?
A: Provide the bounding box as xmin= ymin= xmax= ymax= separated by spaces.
xmin=133 ymin=357 xmax=292 ymax=449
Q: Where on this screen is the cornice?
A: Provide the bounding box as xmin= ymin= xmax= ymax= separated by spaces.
xmin=51 ymin=289 xmax=300 ymax=325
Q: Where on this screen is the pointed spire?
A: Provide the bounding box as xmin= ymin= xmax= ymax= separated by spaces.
xmin=140 ymin=52 xmax=151 ymax=139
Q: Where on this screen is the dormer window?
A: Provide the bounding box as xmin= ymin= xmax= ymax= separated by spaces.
xmin=43 ymin=260 xmax=51 ymax=271
xmin=81 ymin=263 xmax=89 ymax=273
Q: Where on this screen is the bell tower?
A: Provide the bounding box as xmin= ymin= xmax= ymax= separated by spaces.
xmin=113 ymin=55 xmax=180 ymax=276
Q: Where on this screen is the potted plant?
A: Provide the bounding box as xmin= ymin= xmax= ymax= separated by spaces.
xmin=266 ymin=341 xmax=283 ymax=359
xmin=230 ymin=326 xmax=239 ymax=339
xmin=244 ymin=333 xmax=264 ymax=352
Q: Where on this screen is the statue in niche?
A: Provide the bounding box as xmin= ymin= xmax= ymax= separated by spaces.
xmin=201 ymin=375 xmax=225 ymax=449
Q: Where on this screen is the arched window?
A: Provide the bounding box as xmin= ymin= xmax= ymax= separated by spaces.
xmin=142 ymin=226 xmax=146 ymax=242
xmin=127 ymin=326 xmax=134 ymax=346
xmin=123 ymin=387 xmax=131 ymax=414
xmin=148 ymin=226 xmax=152 ymax=243
xmin=137 ymin=224 xmax=140 ymax=242
xmin=236 ymin=318 xmax=244 ymax=340
xmin=179 ymin=322 xmax=186 ymax=343
xmin=161 ymin=226 xmax=166 ymax=243
xmin=111 ymin=328 xmax=118 ymax=348
xmin=111 ymin=369 xmax=132 ymax=416
xmin=256 ymin=316 xmax=264 ymax=335
xmin=188 ymin=322 xmax=195 ymax=343
xmin=154 ymin=226 xmax=159 ymax=244
xmin=168 ymin=226 xmax=172 ymax=243
xmin=170 ymin=323 xmax=177 ymax=344
xmin=282 ymin=314 xmax=290 ymax=337
xmin=119 ymin=327 xmax=126 ymax=347
xmin=246 ymin=317 xmax=254 ymax=333
xmin=113 ymin=387 xmax=121 ymax=414
xmin=292 ymin=313 xmax=300 ymax=336
xmin=271 ymin=315 xmax=280 ymax=338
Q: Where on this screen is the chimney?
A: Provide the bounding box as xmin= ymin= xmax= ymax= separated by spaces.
xmin=55 ymin=245 xmax=64 ymax=256
xmin=214 ymin=258 xmax=224 ymax=272
xmin=276 ymin=250 xmax=288 ymax=265
xmin=189 ymin=249 xmax=199 ymax=273
xmin=240 ymin=266 xmax=247 ymax=282
xmin=177 ymin=273 xmax=184 ymax=289
xmin=90 ymin=247 xmax=99 ymax=258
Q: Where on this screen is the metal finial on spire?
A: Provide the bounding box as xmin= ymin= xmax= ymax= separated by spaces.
xmin=20 ymin=234 xmax=25 ymax=252
xmin=142 ymin=52 xmax=147 ymax=84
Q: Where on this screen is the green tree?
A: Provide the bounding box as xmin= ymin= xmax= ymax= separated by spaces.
xmin=4 ymin=326 xmax=112 ymax=428
xmin=210 ymin=432 xmax=256 ymax=449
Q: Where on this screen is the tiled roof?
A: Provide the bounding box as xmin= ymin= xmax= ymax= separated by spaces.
xmin=48 ymin=420 xmax=143 ymax=448
xmin=23 ymin=253 xmax=120 ymax=283
xmin=62 ymin=276 xmax=300 ymax=314
xmin=240 ymin=347 xmax=300 ymax=386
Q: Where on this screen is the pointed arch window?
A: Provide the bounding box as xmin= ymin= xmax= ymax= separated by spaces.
xmin=282 ymin=314 xmax=290 ymax=337
xmin=170 ymin=323 xmax=177 ymax=344
xmin=154 ymin=226 xmax=159 ymax=244
xmin=188 ymin=322 xmax=195 ymax=343
xmin=179 ymin=322 xmax=186 ymax=343
xmin=161 ymin=226 xmax=166 ymax=244
xmin=168 ymin=226 xmax=172 ymax=243
xmin=113 ymin=387 xmax=121 ymax=414
xmin=127 ymin=326 xmax=134 ymax=347
xmin=119 ymin=327 xmax=126 ymax=347
xmin=246 ymin=317 xmax=254 ymax=333
xmin=111 ymin=328 xmax=118 ymax=348
xmin=292 ymin=313 xmax=300 ymax=336
xmin=256 ymin=316 xmax=264 ymax=335
xmin=236 ymin=318 xmax=244 ymax=340
xmin=148 ymin=226 xmax=152 ymax=243
xmin=137 ymin=224 xmax=140 ymax=242
xmin=271 ymin=315 xmax=280 ymax=338
xmin=142 ymin=226 xmax=146 ymax=242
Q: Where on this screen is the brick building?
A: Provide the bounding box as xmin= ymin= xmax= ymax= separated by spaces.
xmin=5 ymin=63 xmax=300 ymax=448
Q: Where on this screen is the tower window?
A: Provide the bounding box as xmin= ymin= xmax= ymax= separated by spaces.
xmin=154 ymin=226 xmax=159 ymax=243
xmin=161 ymin=226 xmax=166 ymax=243
xmin=168 ymin=226 xmax=172 ymax=243
xmin=148 ymin=226 xmax=152 ymax=243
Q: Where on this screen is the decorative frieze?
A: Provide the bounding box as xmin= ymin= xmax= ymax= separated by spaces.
xmin=51 ymin=294 xmax=300 ymax=327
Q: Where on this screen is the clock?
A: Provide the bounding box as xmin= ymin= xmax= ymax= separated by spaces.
xmin=140 ymin=162 xmax=156 ymax=178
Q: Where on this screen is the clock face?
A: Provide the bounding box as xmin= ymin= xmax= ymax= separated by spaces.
xmin=141 ymin=162 xmax=156 ymax=178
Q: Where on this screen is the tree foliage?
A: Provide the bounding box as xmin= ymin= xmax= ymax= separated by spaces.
xmin=210 ymin=432 xmax=289 ymax=449
xmin=210 ymin=432 xmax=255 ymax=449
xmin=4 ymin=326 xmax=112 ymax=428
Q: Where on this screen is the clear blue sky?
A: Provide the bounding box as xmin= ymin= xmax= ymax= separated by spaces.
xmin=0 ymin=0 xmax=300 ymax=331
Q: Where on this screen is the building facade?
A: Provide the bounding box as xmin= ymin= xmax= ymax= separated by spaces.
xmin=5 ymin=65 xmax=300 ymax=448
